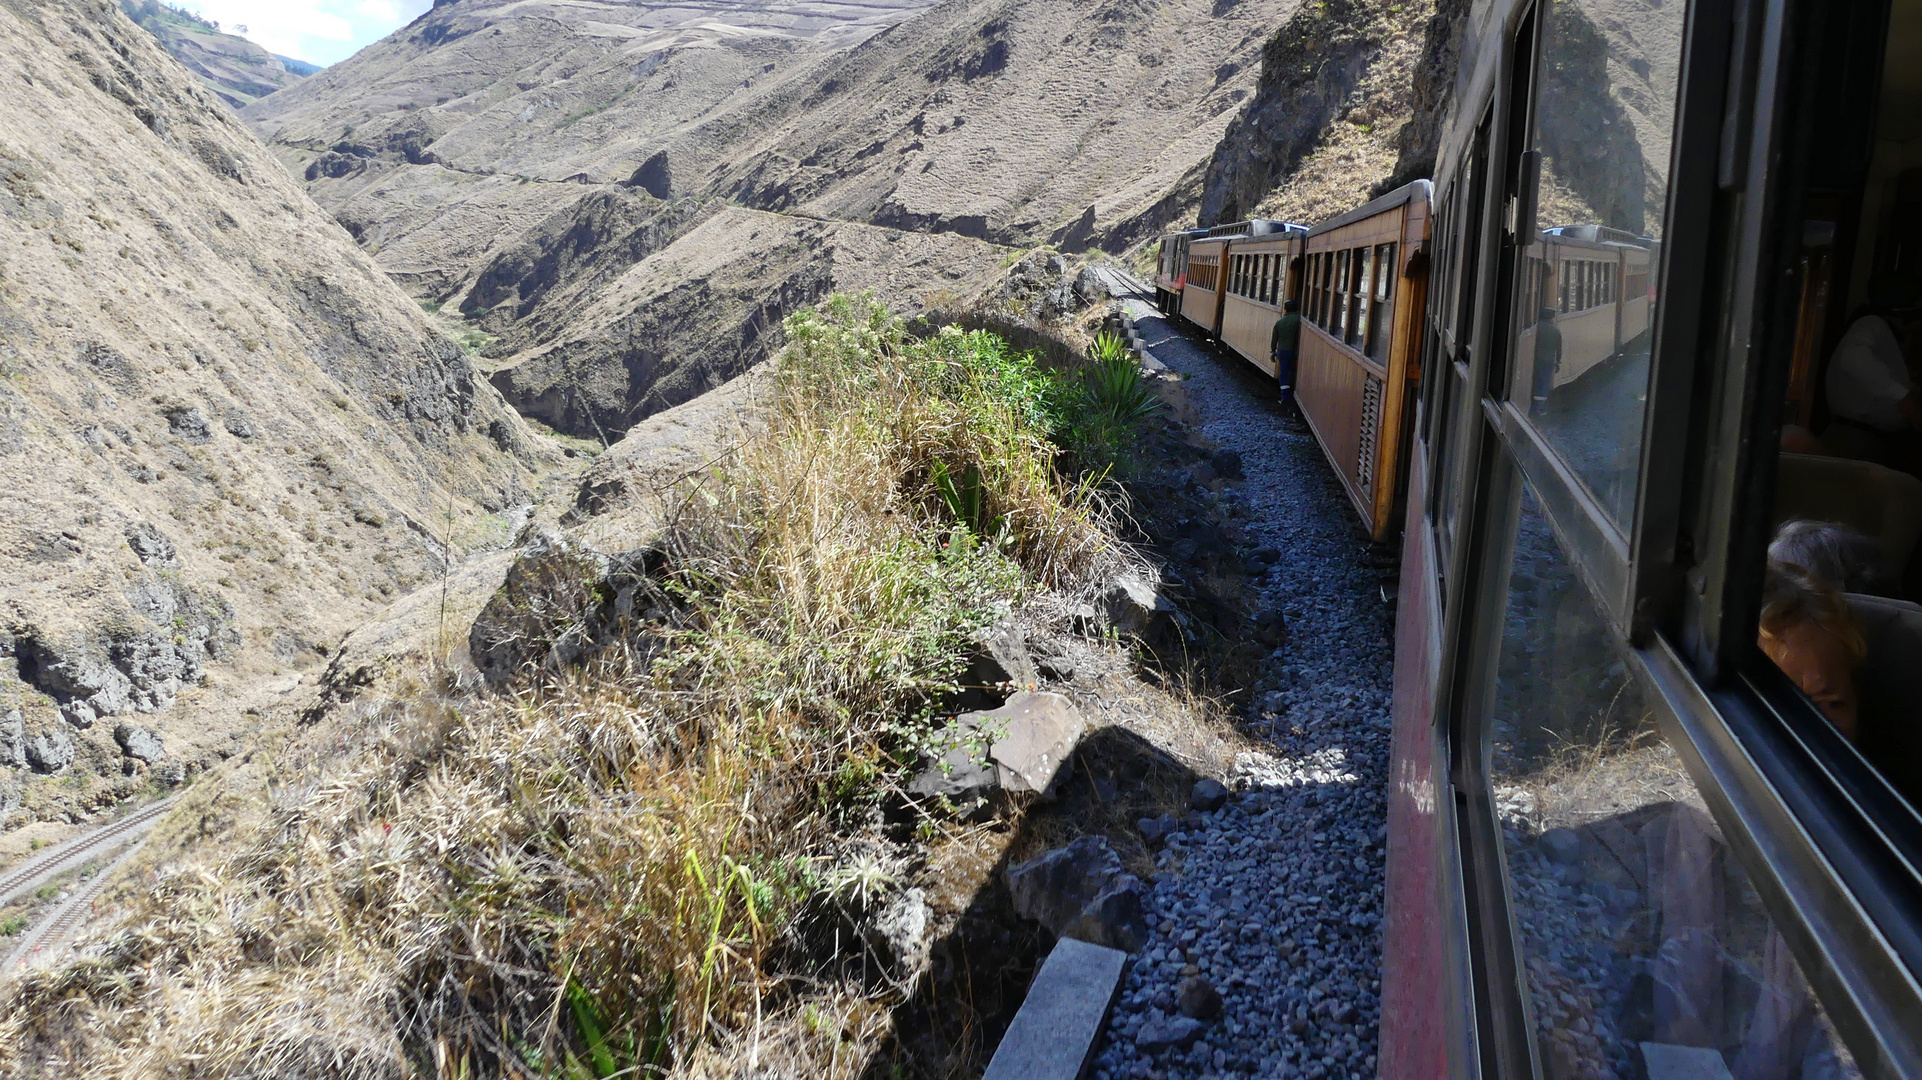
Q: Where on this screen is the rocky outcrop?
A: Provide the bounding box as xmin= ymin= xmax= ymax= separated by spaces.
xmin=482 ymin=207 xmax=1007 ymax=439
xmin=1198 ymin=0 xmax=1418 ymax=226
xmin=467 ymin=527 xmax=669 ymax=685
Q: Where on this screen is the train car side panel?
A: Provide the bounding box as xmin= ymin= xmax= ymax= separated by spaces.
xmin=1294 ymin=323 xmax=1373 ymax=519
xmin=1381 ymin=452 xmax=1451 ymax=1080
xmin=1180 ymin=239 xmax=1228 ymax=335
xmin=1218 ymin=235 xmax=1301 ymax=379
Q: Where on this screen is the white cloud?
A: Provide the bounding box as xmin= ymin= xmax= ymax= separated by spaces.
xmin=180 ymin=0 xmax=433 ymax=67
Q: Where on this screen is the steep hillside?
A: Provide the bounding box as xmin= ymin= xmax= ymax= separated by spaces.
xmin=237 ymin=0 xmax=1302 ymax=439
xmin=1197 ymin=0 xmax=1453 ymax=226
xmin=476 ymin=200 xmax=1011 ymax=436
xmin=117 ymin=0 xmax=308 ymax=108
xmin=0 ymin=0 xmax=551 ymax=831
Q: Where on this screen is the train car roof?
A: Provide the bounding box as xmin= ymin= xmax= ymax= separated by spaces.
xmin=1305 ymin=179 xmax=1434 ymax=238
xmin=1206 ymin=219 xmax=1308 ymax=238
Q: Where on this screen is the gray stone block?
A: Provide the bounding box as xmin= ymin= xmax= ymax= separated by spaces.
xmin=982 ymin=937 xmax=1128 ymax=1080
xmin=1641 ymin=1043 xmax=1734 ymax=1080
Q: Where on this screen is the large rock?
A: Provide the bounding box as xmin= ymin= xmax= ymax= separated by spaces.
xmin=1006 ymin=835 xmax=1150 ymax=952
xmin=986 ymin=691 xmax=1085 ymax=796
xmin=906 ymin=715 xmax=1000 ymax=817
xmin=957 ymin=621 xmax=1039 ymax=708
xmin=1095 ymin=576 xmax=1178 ymax=640
xmin=909 ymin=690 xmax=1087 ymax=813
xmin=25 ymin=728 xmax=74 ymax=774
xmin=114 ymin=722 xmax=165 ymax=765
xmin=467 ymin=526 xmax=664 ymax=685
xmin=0 ymin=709 xmax=24 ymax=770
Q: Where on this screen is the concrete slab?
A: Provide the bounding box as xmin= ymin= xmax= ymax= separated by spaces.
xmin=1641 ymin=1043 xmax=1735 ymax=1080
xmin=982 ymin=936 xmax=1129 ymax=1080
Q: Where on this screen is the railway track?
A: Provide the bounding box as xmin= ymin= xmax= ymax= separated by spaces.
xmin=0 ymin=797 xmax=177 ymax=977
xmin=3 ymin=839 xmax=148 ymax=974
xmin=0 ymin=796 xmax=177 ymax=909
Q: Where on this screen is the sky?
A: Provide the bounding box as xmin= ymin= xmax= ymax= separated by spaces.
xmin=178 ymin=0 xmax=434 ymax=67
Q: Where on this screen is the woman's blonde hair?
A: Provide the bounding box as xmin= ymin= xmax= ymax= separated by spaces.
xmin=1760 ymin=561 xmax=1867 ymax=664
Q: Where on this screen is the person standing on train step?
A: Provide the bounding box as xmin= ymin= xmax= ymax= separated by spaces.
xmin=1825 ymin=275 xmax=1922 ymax=470
xmin=1271 ymin=299 xmax=1301 ymax=403
xmin=1530 ymin=307 xmax=1562 ymax=417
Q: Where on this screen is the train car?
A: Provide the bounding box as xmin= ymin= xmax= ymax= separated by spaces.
xmin=1178 ymin=220 xmax=1296 ymax=337
xmin=1178 ymin=234 xmax=1229 ymax=336
xmin=1384 ymin=2 xmax=1922 ymax=1080
xmin=1152 ymin=228 xmax=1209 ymax=314
xmin=1292 ymin=182 xmax=1431 ymax=542
xmin=1216 ymin=223 xmax=1308 ymax=379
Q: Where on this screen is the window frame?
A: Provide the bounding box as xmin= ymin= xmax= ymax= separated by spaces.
xmin=1416 ymin=0 xmax=1922 ymax=1077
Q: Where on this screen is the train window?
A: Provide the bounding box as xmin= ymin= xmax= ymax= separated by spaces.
xmin=1334 ymin=250 xmax=1349 ymax=335
xmin=1322 ymin=253 xmax=1335 ymax=326
xmin=1368 ymin=243 xmax=1397 ymax=363
xmin=1505 ymin=0 xmax=1685 ymax=530
xmin=1481 ymin=488 xmax=1856 ymax=1080
xmin=1349 ymin=247 xmax=1370 ymax=347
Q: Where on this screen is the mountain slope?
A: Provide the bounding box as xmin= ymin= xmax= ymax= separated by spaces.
xmin=118 ymin=0 xmax=308 ymax=108
xmin=237 ymin=0 xmax=1302 ymax=440
xmin=0 ymin=0 xmax=549 ymax=829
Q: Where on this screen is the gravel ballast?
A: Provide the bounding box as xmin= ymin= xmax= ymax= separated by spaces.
xmin=1091 ymin=295 xmax=1396 ymax=1080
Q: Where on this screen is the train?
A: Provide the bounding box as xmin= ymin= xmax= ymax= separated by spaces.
xmin=1153 ymin=0 xmax=1922 ymax=1077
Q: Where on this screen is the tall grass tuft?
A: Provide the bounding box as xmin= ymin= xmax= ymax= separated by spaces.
xmin=0 ymin=295 xmax=1138 ymax=1078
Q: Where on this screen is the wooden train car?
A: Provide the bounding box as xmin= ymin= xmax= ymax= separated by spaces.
xmin=1176 ymin=220 xmax=1297 ymax=337
xmin=1216 ymin=225 xmax=1306 ymax=378
xmin=1292 ymin=181 xmax=1431 ymax=541
xmin=1152 ymin=228 xmax=1208 ymax=314
xmin=1177 ymin=234 xmax=1228 ymax=334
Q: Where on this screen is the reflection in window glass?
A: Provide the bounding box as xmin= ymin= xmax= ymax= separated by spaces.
xmin=1508 ymin=0 xmax=1684 ymax=528
xmin=1488 ymin=490 xmax=1857 ymax=1080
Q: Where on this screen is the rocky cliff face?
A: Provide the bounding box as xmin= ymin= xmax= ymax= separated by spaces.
xmin=0 ymin=0 xmax=550 ymax=826
xmin=1197 ymin=0 xmax=1453 ymax=227
xmin=236 ymin=0 xmax=1302 ymax=440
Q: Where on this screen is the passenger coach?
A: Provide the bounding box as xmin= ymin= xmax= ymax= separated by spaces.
xmin=1381 ymin=0 xmax=1922 ymax=1079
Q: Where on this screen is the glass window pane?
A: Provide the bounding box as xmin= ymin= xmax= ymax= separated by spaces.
xmin=1487 ymin=488 xmax=1858 ymax=1080
xmin=1508 ymin=0 xmax=1683 ymax=528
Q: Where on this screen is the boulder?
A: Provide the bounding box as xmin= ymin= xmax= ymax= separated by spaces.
xmin=114 ymin=721 xmax=165 ymax=764
xmin=907 ymin=716 xmax=1000 ymax=817
xmin=0 ymin=708 xmax=23 ymax=769
xmin=866 ymin=887 xmax=932 ymax=981
xmin=1096 ymin=576 xmax=1176 ymax=639
xmin=468 ymin=526 xmax=663 ymax=685
xmin=1212 ymin=449 xmax=1244 ymax=480
xmin=1036 ymin=653 xmax=1077 ymax=682
xmin=1006 ymin=835 xmax=1150 ymax=952
xmin=958 ymin=621 xmax=1039 ymax=707
xmin=986 ymin=691 xmax=1086 ymax=796
xmin=1191 ymin=778 xmax=1229 ymax=812
xmin=1539 ymin=828 xmax=1583 ymax=865
xmin=25 ymin=728 xmax=74 ymax=773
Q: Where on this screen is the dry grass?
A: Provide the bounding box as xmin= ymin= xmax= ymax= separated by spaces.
xmin=0 ymin=295 xmax=1142 ymax=1078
